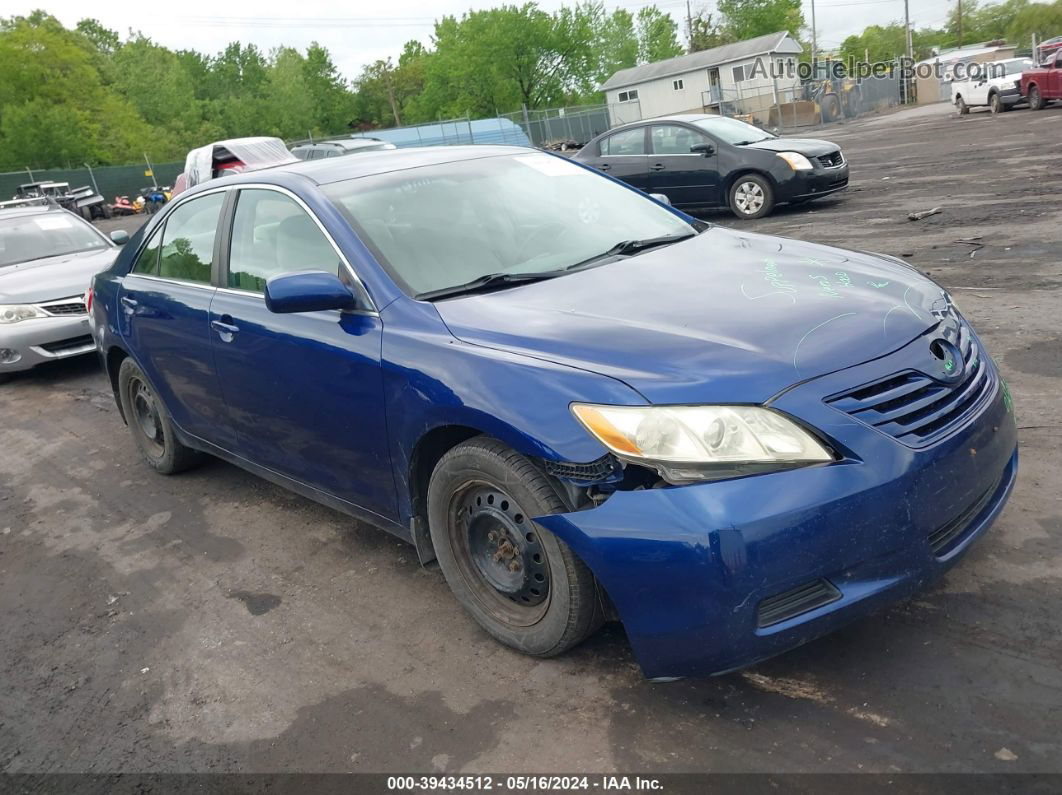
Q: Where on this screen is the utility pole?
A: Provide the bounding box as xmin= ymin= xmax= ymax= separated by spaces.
xmin=957 ymin=0 xmax=963 ymax=47
xmin=810 ymin=0 xmax=818 ymax=70
xmin=904 ymin=0 xmax=913 ymax=60
xmin=686 ymin=0 xmax=693 ymax=51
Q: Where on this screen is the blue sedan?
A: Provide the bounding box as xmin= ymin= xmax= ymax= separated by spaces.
xmin=90 ymin=146 xmax=1017 ymax=680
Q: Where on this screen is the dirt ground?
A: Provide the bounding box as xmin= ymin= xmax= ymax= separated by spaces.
xmin=2 ymin=102 xmax=1061 ymax=775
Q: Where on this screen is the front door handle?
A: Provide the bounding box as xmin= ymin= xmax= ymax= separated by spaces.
xmin=210 ymin=318 xmax=239 ymax=343
xmin=649 ymin=163 xmax=666 ymax=171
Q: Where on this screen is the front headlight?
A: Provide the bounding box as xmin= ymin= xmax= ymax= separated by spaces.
xmin=776 ymin=151 xmax=814 ymax=171
xmin=0 ymin=305 xmax=47 ymax=324
xmin=571 ymin=404 xmax=833 ymax=483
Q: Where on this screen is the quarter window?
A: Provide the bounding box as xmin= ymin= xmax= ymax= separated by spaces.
xmin=228 ymin=189 xmax=340 ymax=293
xmin=600 ymin=127 xmax=646 ymax=156
xmin=158 ymin=192 xmax=224 ymax=284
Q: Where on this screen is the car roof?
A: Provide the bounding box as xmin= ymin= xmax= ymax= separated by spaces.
xmin=0 ymin=203 xmax=60 ymax=220
xmin=225 ymin=144 xmax=535 ymax=187
xmin=603 ymin=114 xmax=715 ymax=135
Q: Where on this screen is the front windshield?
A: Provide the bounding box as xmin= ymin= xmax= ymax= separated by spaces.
xmin=1000 ymin=59 xmax=1032 ymax=75
xmin=0 ymin=212 xmax=108 ymax=267
xmin=692 ymin=116 xmax=775 ymax=144
xmin=324 ymin=152 xmax=694 ymax=297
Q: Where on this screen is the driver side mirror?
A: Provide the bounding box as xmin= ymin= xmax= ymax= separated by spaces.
xmin=110 ymin=230 xmax=129 ymax=245
xmin=264 ymin=271 xmax=358 ymax=314
xmin=690 ymin=142 xmax=715 ymax=156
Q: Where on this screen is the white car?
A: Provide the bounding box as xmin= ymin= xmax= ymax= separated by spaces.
xmin=952 ymin=58 xmax=1032 ymax=115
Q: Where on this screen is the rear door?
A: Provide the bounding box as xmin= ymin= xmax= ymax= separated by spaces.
xmin=207 ymin=186 xmax=395 ymax=517
xmin=118 ymin=190 xmax=233 ymax=446
xmin=587 ymin=127 xmax=651 ymax=191
xmin=646 ymin=124 xmax=720 ymax=207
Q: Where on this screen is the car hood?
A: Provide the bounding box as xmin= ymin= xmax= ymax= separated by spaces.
xmin=0 ymin=247 xmax=117 ymax=304
xmin=435 ymin=226 xmax=949 ymax=404
xmin=745 ymin=137 xmax=839 ymax=157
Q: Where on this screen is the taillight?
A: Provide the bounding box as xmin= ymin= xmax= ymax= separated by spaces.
xmin=85 ymin=287 xmax=93 ymax=314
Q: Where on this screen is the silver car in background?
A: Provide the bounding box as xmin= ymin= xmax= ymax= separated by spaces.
xmin=0 ymin=203 xmax=125 ymax=382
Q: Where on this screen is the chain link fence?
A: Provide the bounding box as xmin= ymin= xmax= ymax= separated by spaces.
xmin=499 ymin=104 xmax=613 ymax=147
xmin=0 ymin=161 xmax=183 ymax=204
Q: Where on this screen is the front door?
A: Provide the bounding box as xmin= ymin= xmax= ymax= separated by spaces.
xmin=1051 ymin=51 xmax=1062 ymax=96
xmin=646 ymin=124 xmax=720 ymax=207
xmin=118 ymin=191 xmax=233 ymax=446
xmin=591 ymin=126 xmax=651 ymax=191
xmin=208 ymin=187 xmax=395 ymax=518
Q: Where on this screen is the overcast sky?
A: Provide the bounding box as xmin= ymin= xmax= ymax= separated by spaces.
xmin=13 ymin=0 xmax=956 ymax=82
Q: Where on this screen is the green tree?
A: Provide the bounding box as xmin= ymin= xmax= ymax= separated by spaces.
xmin=716 ymin=0 xmax=805 ymax=40
xmin=596 ymin=9 xmax=638 ymax=80
xmin=689 ymin=11 xmax=734 ymax=52
xmin=636 ymin=7 xmax=683 ymax=63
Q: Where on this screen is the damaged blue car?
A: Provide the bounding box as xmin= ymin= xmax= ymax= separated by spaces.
xmin=90 ymin=146 xmax=1017 ymax=679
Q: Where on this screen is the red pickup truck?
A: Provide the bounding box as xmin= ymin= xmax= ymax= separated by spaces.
xmin=1022 ymin=48 xmax=1062 ymax=109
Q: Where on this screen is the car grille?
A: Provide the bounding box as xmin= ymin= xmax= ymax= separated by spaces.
xmin=757 ymin=578 xmax=842 ymax=628
xmin=40 ymin=296 xmax=87 ymax=316
xmin=38 ymin=334 xmax=94 ymax=354
xmin=928 ymin=471 xmax=1004 ymax=557
xmin=825 ymin=322 xmax=995 ymax=447
xmin=817 ymin=151 xmax=845 ymax=168
xmin=829 ymin=176 xmax=849 ymax=190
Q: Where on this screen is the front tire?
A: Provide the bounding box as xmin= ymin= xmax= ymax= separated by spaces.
xmin=729 ymin=174 xmax=774 ymax=220
xmin=426 ymin=437 xmax=603 ymax=657
xmin=1029 ymin=85 xmax=1043 ymax=110
xmin=989 ymin=92 xmax=1003 ymax=115
xmin=955 ymin=96 xmax=969 ymax=115
xmin=117 ymin=358 xmax=204 ymax=474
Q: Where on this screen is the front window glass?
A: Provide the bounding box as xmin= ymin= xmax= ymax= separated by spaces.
xmin=228 ymin=189 xmax=339 ymax=293
xmin=0 ymin=212 xmax=108 ymax=267
xmin=158 ymin=192 xmax=224 ymax=284
xmin=692 ymin=116 xmax=774 ymax=144
xmin=651 ymin=125 xmax=705 ymax=155
xmin=324 ymin=152 xmax=693 ymax=297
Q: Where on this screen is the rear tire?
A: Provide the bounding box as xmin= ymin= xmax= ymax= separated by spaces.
xmin=729 ymin=174 xmax=774 ymax=220
xmin=117 ymin=358 xmax=204 ymax=475
xmin=426 ymin=436 xmax=603 ymax=657
xmin=80 ymin=206 xmax=93 ymax=222
xmin=1028 ymin=85 xmax=1043 ymax=110
xmin=102 ymin=203 xmax=113 ymax=219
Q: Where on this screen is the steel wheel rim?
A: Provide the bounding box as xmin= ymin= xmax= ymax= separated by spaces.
xmin=448 ymin=480 xmax=551 ymax=626
xmin=130 ymin=376 xmax=165 ymax=457
xmin=736 ymin=181 xmax=764 ymax=214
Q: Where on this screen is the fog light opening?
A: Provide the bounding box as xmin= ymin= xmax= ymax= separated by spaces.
xmin=0 ymin=348 xmax=21 ymax=365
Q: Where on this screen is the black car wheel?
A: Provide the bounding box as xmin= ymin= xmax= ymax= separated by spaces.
xmin=427 ymin=437 xmax=603 ymax=657
xmin=729 ymin=175 xmax=774 ymax=220
xmin=117 ymin=358 xmax=203 ymax=475
xmin=1029 ymin=85 xmax=1043 ymax=110
xmin=955 ymin=96 xmax=969 ymax=115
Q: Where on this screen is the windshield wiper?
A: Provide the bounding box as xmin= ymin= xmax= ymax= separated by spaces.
xmin=418 ymin=271 xmax=563 ymax=301
xmin=564 ymin=233 xmax=696 ymax=272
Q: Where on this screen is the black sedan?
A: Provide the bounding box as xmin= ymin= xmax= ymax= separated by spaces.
xmin=573 ymin=114 xmax=848 ymax=219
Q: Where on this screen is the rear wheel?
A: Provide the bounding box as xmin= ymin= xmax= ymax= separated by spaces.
xmin=80 ymin=206 xmax=93 ymax=222
xmin=427 ymin=437 xmax=603 ymax=657
xmin=102 ymin=203 xmax=113 ymax=219
xmin=729 ymin=174 xmax=774 ymax=220
xmin=955 ymin=95 xmax=969 ymax=115
xmin=117 ymin=358 xmax=204 ymax=475
xmin=1029 ymin=85 xmax=1044 ymax=110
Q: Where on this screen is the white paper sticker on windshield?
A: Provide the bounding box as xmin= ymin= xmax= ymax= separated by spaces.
xmin=35 ymin=216 xmax=73 ymax=230
xmin=514 ymin=153 xmax=581 ymax=177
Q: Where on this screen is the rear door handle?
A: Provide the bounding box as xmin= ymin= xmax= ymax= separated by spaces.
xmin=120 ymin=296 xmax=138 ymax=313
xmin=210 ymin=318 xmax=239 ymax=342
xmin=649 ymin=163 xmax=666 ymax=171
xmin=599 ymin=163 xmax=611 ymax=171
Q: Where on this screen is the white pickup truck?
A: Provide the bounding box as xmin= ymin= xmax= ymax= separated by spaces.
xmin=951 ymin=58 xmax=1032 ymax=114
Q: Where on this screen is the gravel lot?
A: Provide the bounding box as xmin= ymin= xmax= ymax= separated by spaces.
xmin=2 ymin=102 xmax=1061 ymax=774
